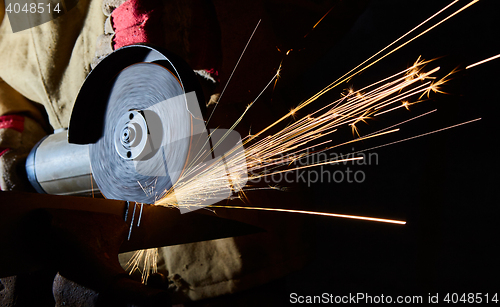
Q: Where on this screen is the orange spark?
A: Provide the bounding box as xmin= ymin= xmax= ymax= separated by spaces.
xmin=466 ymin=53 xmax=500 ymax=69
xmin=209 ymin=205 xmax=406 ymax=225
xmin=304 ymin=5 xmax=336 ymax=38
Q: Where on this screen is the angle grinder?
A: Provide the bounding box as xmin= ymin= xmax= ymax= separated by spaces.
xmin=25 ymin=45 xmax=242 ymax=206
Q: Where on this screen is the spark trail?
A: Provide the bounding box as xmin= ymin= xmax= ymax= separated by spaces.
xmin=466 ymin=53 xmax=500 ymax=69
xmin=127 ymin=0 xmax=484 ymax=283
xmin=156 ymin=58 xmax=447 ymax=211
xmin=208 ymin=205 xmax=406 ymax=225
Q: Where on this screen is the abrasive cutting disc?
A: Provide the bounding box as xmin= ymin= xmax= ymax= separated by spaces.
xmin=89 ymin=63 xmax=194 ymax=204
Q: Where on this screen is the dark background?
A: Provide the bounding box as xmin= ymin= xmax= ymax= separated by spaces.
xmin=292 ymin=0 xmax=499 ymax=298
xmin=212 ymin=0 xmax=499 ymax=303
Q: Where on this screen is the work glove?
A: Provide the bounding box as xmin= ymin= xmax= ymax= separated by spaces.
xmin=93 ymin=0 xmax=222 ymax=106
xmin=0 ymin=115 xmax=46 ymax=191
xmin=0 ymin=115 xmax=52 ymax=306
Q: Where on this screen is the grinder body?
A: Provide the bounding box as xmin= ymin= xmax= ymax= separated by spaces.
xmin=24 ymin=45 xmax=247 ymax=207
xmin=26 ymin=131 xmax=96 ymax=196
xmin=24 ymin=45 xmax=203 ymax=200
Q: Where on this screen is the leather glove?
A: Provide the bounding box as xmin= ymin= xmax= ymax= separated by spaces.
xmin=0 ymin=114 xmax=51 ymax=307
xmin=93 ymin=0 xmax=222 ymax=106
xmin=0 ymin=115 xmax=47 ymax=191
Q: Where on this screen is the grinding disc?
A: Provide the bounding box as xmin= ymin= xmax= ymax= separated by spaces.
xmin=89 ymin=62 xmax=194 ymax=203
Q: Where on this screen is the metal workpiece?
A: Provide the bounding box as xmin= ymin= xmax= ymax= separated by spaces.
xmin=0 ymin=191 xmax=263 ymax=278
